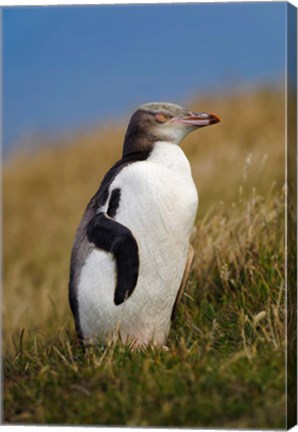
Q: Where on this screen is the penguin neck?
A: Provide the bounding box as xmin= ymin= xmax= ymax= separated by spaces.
xmin=148 ymin=141 xmax=191 ymax=174
xmin=122 ymin=127 xmax=157 ymax=158
xmin=122 ymin=132 xmax=191 ymax=175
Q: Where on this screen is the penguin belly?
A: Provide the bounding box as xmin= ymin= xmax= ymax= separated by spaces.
xmin=77 ymin=143 xmax=198 ymax=346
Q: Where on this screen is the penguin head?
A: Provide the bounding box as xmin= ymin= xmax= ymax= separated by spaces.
xmin=123 ymin=102 xmax=220 ymax=157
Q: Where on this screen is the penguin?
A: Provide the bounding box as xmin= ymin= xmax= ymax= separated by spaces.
xmin=69 ymin=102 xmax=220 ymax=347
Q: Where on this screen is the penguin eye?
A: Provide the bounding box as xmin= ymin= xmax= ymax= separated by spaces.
xmin=155 ymin=113 xmax=170 ymax=123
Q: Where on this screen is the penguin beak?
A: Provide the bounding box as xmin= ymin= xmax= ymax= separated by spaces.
xmin=177 ymin=112 xmax=221 ymax=128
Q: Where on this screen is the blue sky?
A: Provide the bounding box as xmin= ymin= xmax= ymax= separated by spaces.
xmin=3 ymin=3 xmax=286 ymax=153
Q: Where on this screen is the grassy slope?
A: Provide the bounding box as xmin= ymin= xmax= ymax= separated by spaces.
xmin=3 ymin=87 xmax=286 ymax=427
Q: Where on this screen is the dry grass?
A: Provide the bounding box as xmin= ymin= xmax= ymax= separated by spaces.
xmin=3 ymin=86 xmax=286 ymax=427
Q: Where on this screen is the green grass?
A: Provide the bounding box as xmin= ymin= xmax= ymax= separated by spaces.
xmin=3 ymin=87 xmax=286 ymax=427
xmin=4 ymin=339 xmax=285 ymax=427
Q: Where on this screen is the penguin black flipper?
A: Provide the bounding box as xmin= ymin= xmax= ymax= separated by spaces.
xmin=87 ymin=212 xmax=139 ymax=305
xmin=69 ymin=151 xmax=151 ymax=339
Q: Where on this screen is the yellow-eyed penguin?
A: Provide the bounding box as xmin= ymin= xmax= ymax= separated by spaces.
xmin=69 ymin=102 xmax=220 ymax=347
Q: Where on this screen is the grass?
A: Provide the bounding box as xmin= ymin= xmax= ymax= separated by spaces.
xmin=3 ymin=86 xmax=286 ymax=427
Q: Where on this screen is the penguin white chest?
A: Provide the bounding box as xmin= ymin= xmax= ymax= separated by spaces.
xmin=114 ymin=142 xmax=198 ymax=241
xmin=78 ymin=142 xmax=198 ymax=345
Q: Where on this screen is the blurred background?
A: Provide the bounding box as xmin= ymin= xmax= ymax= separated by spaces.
xmin=4 ymin=3 xmax=285 ymax=154
xmin=3 ymin=0 xmax=286 ymax=347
